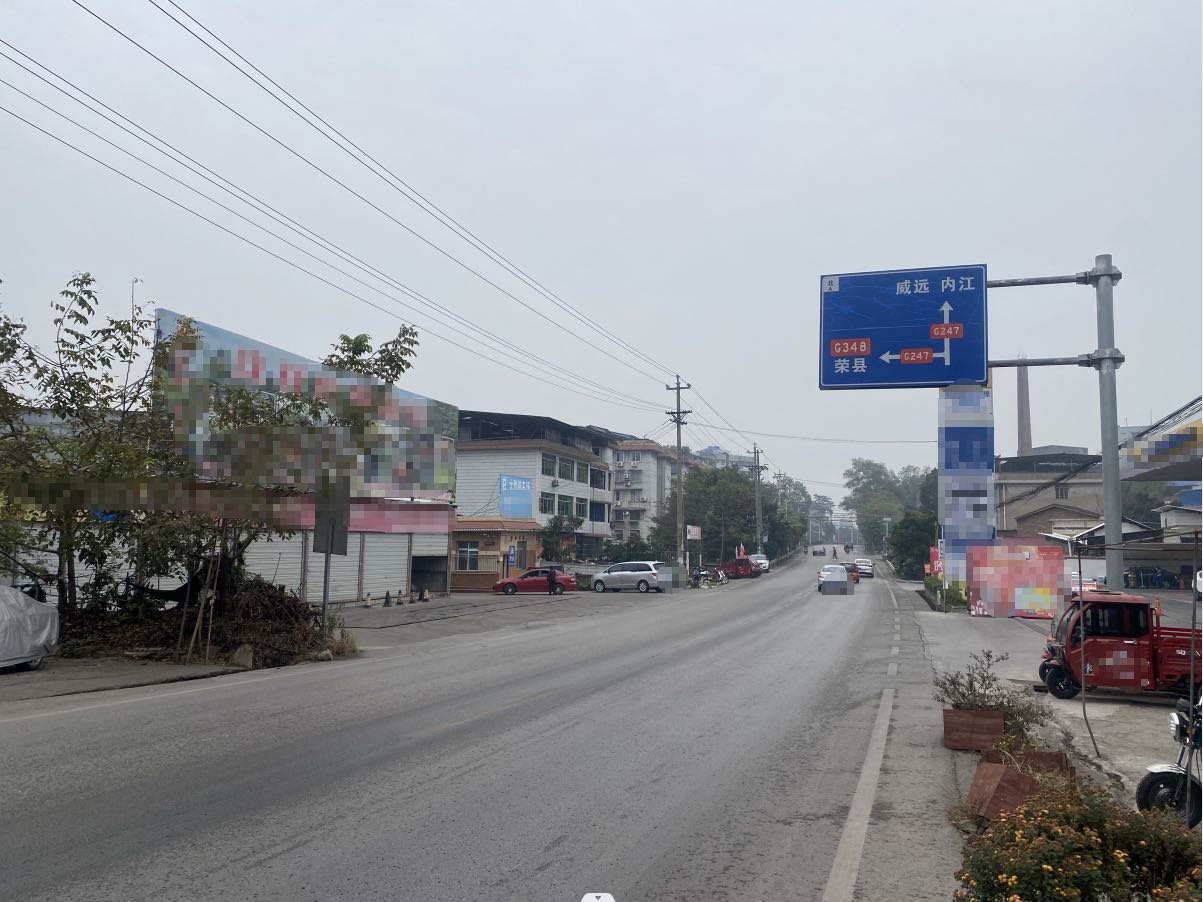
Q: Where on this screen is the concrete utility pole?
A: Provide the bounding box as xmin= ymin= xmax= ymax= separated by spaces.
xmin=748 ymin=444 xmax=767 ymax=554
xmin=1090 ymin=254 xmax=1124 ymax=589
xmin=666 ymin=375 xmax=692 ymax=569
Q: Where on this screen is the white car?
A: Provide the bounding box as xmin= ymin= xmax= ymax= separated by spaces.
xmin=854 ymin=558 xmax=874 ymax=578
xmin=749 ymin=554 xmax=770 ymax=573
xmin=590 ymin=561 xmax=664 ymax=594
xmin=818 ymin=564 xmax=849 ymax=588
xmin=0 ymin=585 xmax=59 ymax=671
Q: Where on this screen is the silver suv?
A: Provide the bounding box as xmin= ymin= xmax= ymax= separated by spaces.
xmin=591 ymin=561 xmax=664 ymax=593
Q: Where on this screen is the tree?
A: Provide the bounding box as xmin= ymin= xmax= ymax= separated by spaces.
xmin=0 ymin=274 xmax=422 ymax=622
xmin=539 ymin=515 xmax=583 ymax=562
xmin=886 ymin=510 xmax=937 ymax=580
xmin=1122 ymin=482 xmax=1170 ymax=527
xmin=603 ymin=534 xmax=652 ymax=563
xmin=919 ymin=468 xmax=939 ymax=516
xmin=650 ymin=467 xmax=758 ymax=564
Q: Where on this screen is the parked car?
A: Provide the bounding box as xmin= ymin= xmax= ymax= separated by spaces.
xmin=841 ymin=561 xmax=860 ymax=583
xmin=720 ymin=557 xmax=762 ymax=579
xmin=493 ymin=568 xmax=575 ymax=595
xmin=854 ymin=558 xmax=874 ymax=578
xmin=818 ymin=564 xmax=850 ymax=588
xmin=590 ymin=561 xmax=664 ymax=594
xmin=749 ymin=554 xmax=770 ymax=573
xmin=812 ymin=546 xmax=827 ymax=556
xmin=0 ymin=585 xmax=59 ymax=671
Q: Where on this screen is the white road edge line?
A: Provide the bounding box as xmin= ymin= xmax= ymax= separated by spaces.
xmin=821 ymin=687 xmax=895 ymax=902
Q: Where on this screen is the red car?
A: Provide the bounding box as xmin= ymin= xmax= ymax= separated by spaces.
xmin=493 ymin=568 xmax=575 ymax=596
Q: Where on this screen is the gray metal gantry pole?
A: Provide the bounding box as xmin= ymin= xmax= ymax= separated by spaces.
xmin=1089 ymin=254 xmax=1124 ymax=589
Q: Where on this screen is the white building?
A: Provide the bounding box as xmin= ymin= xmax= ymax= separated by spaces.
xmin=455 ymin=411 xmax=615 ymax=560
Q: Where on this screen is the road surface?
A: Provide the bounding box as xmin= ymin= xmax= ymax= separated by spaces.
xmin=0 ymin=555 xmax=961 ymax=901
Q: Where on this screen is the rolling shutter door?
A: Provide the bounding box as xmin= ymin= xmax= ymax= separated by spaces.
xmin=362 ymin=533 xmax=410 ymax=599
xmin=410 ymin=533 xmax=448 ymax=557
xmin=244 ymin=536 xmax=306 ymax=594
xmin=308 ymin=534 xmax=362 ymax=603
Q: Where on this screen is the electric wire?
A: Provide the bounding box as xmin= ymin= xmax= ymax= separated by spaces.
xmin=0 ymin=102 xmax=667 ymax=414
xmin=68 ymin=0 xmax=666 ymax=385
xmin=147 ymin=0 xmax=676 ymax=380
xmin=0 ymin=49 xmax=664 ymax=412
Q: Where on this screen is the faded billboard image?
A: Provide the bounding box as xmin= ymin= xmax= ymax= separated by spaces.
xmin=156 ymin=309 xmax=456 ymax=500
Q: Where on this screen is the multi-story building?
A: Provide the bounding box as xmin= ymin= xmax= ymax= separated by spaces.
xmin=696 ymin=445 xmax=755 ymax=470
xmin=995 ymin=451 xmax=1104 ymax=538
xmin=609 ymin=440 xmax=677 ymax=542
xmin=454 ymin=410 xmax=615 ymax=560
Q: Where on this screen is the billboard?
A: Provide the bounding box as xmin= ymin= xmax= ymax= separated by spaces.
xmin=155 ymin=309 xmax=456 ymax=500
xmin=498 ymin=475 xmax=533 ymax=518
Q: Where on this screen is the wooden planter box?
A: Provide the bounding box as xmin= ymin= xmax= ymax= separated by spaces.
xmin=942 ymin=708 xmax=1004 ymax=751
xmin=983 ymin=749 xmax=1074 ymax=776
xmin=967 ymin=760 xmax=1040 ymax=820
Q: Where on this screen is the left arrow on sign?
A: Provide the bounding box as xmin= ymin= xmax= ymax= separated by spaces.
xmin=879 ymin=351 xmax=899 ymax=364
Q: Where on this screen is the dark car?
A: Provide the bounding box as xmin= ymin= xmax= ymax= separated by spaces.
xmin=812 ymin=546 xmax=827 ymax=556
xmin=493 ymin=568 xmax=575 ymax=595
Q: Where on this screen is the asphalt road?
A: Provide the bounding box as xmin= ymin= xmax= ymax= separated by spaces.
xmin=0 ymin=555 xmax=961 ymax=902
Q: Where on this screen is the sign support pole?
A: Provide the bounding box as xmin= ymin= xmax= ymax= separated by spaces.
xmin=1089 ymin=254 xmax=1124 ymax=590
xmin=320 ymin=518 xmax=333 ymax=636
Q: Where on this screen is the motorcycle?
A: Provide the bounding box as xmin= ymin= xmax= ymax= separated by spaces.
xmin=1136 ymin=697 xmax=1201 ymax=827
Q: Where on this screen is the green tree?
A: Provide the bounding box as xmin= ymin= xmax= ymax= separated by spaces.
xmin=603 ymin=534 xmax=653 ymax=563
xmin=1122 ymin=482 xmax=1170 ymax=526
xmin=919 ymin=467 xmax=939 ymax=515
xmin=539 ymin=515 xmax=583 ymax=562
xmin=886 ymin=510 xmax=937 ymax=580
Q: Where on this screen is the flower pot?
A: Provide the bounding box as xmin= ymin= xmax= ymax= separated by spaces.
xmin=942 ymin=708 xmax=1004 ymax=751
xmin=983 ymin=749 xmax=1074 ymax=776
xmin=967 ymin=760 xmax=1040 ymax=820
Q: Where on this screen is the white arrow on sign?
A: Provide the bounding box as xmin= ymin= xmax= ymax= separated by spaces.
xmin=934 ymin=301 xmax=953 ymax=364
xmin=880 ymin=351 xmax=899 ymax=364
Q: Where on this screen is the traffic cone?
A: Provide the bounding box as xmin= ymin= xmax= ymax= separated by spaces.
xmin=383 ymin=590 xmax=392 ymax=608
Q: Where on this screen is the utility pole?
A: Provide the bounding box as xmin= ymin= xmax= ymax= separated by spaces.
xmin=748 ymin=444 xmax=767 ymax=554
xmin=666 ymin=375 xmax=692 ymax=570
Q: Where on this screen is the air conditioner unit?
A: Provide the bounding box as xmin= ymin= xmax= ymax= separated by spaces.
xmin=639 ymin=496 xmax=647 ymax=502
xmin=616 ymin=461 xmax=625 ymax=468
xmin=623 ymin=511 xmax=630 ymax=518
xmin=550 ymin=479 xmax=559 ymax=487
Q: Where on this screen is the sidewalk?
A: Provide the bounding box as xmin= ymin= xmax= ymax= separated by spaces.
xmin=0 ymin=656 xmax=238 ymax=703
xmin=337 ymin=590 xmax=583 ymax=629
xmin=909 ymin=581 xmax=1185 ymax=795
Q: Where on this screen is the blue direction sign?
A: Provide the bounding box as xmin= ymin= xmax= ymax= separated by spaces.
xmin=819 ymin=264 xmax=987 ymax=390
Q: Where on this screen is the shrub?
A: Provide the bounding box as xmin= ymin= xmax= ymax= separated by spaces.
xmin=955 ymin=776 xmax=1201 ymax=900
xmin=934 ymin=650 xmax=1052 ymax=748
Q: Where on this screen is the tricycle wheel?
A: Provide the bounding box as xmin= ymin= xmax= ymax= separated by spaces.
xmin=1044 ymin=667 xmax=1080 ymax=700
xmin=1037 ymin=661 xmax=1051 ymax=683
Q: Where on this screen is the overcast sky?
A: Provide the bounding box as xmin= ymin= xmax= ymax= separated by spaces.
xmin=2 ymin=0 xmax=1199 ymax=499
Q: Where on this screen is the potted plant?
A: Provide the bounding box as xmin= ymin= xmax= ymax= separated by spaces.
xmin=934 ymin=650 xmax=1051 ymax=752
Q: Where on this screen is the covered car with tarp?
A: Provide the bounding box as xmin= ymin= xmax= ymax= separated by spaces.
xmin=0 ymin=585 xmax=59 ymax=670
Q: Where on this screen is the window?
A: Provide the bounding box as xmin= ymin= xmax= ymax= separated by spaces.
xmin=541 ymin=453 xmax=557 ymax=477
xmin=613 ymin=529 xmax=623 ymax=541
xmin=575 ymin=497 xmax=588 ymax=519
xmin=557 ymin=494 xmax=573 ymax=517
xmin=630 ymin=450 xmax=641 ymax=462
xmin=576 ymin=462 xmax=589 ymax=483
xmin=539 ymin=492 xmax=555 ymax=514
xmin=590 ymin=467 xmax=608 ymax=490
xmin=624 ymin=469 xmax=642 ymax=485
xmin=627 ymin=510 xmax=641 ymax=522
xmin=614 ymin=451 xmax=625 ymax=463
xmin=1055 ymin=485 xmax=1069 ymax=499
xmin=455 ymin=541 xmax=479 ymax=571
xmin=558 ymin=458 xmax=575 ymax=480
xmin=589 ymin=501 xmax=606 ymax=523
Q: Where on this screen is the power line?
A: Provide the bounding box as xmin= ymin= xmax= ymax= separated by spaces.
xmin=689 ymin=419 xmax=936 ymax=444
xmin=0 ymin=48 xmax=663 ymax=412
xmin=147 ymin=0 xmax=676 ymax=381
xmin=0 ymin=102 xmax=668 ymax=414
xmin=68 ymin=0 xmax=666 ymax=385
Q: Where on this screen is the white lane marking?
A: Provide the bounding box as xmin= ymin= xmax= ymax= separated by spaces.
xmin=887 ymin=583 xmax=898 ymax=610
xmin=821 ymin=687 xmax=895 ymax=902
xmin=887 ymin=662 xmax=898 ymax=676
xmin=890 ymin=646 xmax=899 ymax=656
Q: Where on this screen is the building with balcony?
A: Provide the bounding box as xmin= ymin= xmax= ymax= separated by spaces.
xmin=455 ymin=410 xmax=616 ymax=560
xmin=609 ymin=439 xmax=680 ymax=542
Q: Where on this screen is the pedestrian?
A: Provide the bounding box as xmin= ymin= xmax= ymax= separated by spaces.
xmin=547 ymin=568 xmax=557 ymax=596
